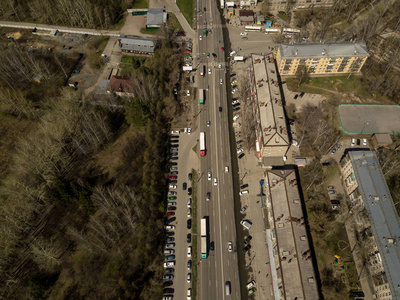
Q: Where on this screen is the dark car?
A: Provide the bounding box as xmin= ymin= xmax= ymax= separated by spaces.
xmin=183 ymin=182 xmax=187 ymax=190
xmin=170 ymin=162 xmax=178 ymax=166
xmin=206 ymin=192 xmax=210 ymax=201
xmin=242 ymin=245 xmax=251 ymax=253
xmin=166 ymin=231 xmax=175 ymax=237
xmin=188 ymin=187 xmax=192 ymax=196
xmin=171 ymin=144 xmax=179 ymax=148
xmin=300 ymin=92 xmax=305 ymax=98
xmin=240 ymin=184 xmax=249 ymax=189
xmin=170 ymin=153 xmax=178 ymax=158
xmin=170 ymin=157 xmax=178 ymax=161
xmin=233 ymin=107 xmax=240 ymax=112
xmin=166 ymin=217 xmax=176 ymax=224
xmin=210 ymin=241 xmax=215 ymax=251
xmin=167 ymin=212 xmax=175 ymax=216
xmin=170 ymin=171 xmax=178 ymax=175
xmin=187 ymin=219 xmax=192 ymax=229
xmin=167 ymin=206 xmax=176 ymax=211
xmin=171 ymin=135 xmax=179 ymax=139
xmin=163 ymin=288 xmax=174 ymax=294
xmin=233 ymin=103 xmax=240 ymax=108
xmin=236 ymin=140 xmax=243 ymax=144
xmin=187 ymin=233 xmax=191 ymax=243
xmin=204 ymin=7 xmax=206 ymax=11
xmin=169 ymin=180 xmax=177 ymax=184
xmin=187 ymin=260 xmax=192 ymax=271
xmin=163 ymin=281 xmax=173 ymax=287
xmin=219 ymin=106 xmax=222 ymax=112
xmin=169 ymin=176 xmax=177 ymax=180
xmin=188 ymin=173 xmax=192 ymax=181
xmin=165 ymin=237 xmax=175 ymax=242
xmin=244 ymin=236 xmax=252 ymax=245
xmin=294 ymin=94 xmax=299 ymax=100
xmin=164 ymin=268 xmax=175 ymax=274
xmin=238 ymin=153 xmax=245 ymax=159
xmin=231 ymin=73 xmax=236 ymax=77
xmin=212 ymin=53 xmax=217 ymax=57
xmin=170 ymin=139 xmax=179 ymax=143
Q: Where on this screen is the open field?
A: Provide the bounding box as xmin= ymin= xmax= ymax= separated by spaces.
xmin=177 ymin=0 xmax=194 ymax=27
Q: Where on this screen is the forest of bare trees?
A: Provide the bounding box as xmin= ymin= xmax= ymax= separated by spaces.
xmin=0 ymin=0 xmax=131 ymax=29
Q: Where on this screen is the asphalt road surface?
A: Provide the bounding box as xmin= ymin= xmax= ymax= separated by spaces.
xmin=197 ymin=0 xmax=241 ymax=299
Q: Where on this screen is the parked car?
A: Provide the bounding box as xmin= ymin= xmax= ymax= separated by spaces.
xmin=240 ymin=184 xmax=249 ymax=189
xmin=187 ymin=233 xmax=191 ymax=243
xmin=188 ymin=187 xmax=192 ymax=195
xmin=244 ymin=236 xmax=252 ymax=245
xmin=238 ymin=153 xmax=245 ymax=159
xmin=363 ymin=138 xmax=367 ymax=146
xmin=187 ymin=260 xmax=192 ymax=270
xmin=187 ymin=246 xmax=192 ymax=257
xmin=327 ymin=186 xmax=335 ymax=190
xmin=183 ymin=182 xmax=187 ymax=190
xmin=351 ymin=138 xmax=356 ymax=146
xmin=163 ymin=288 xmax=174 ymax=294
xmin=240 ymin=32 xmax=248 ymax=36
xmin=187 ymin=198 xmax=192 ymax=207
xmin=163 ymin=274 xmax=174 ymax=280
xmin=328 ymin=190 xmax=336 ymax=195
xmin=187 ymin=273 xmax=191 ymax=283
xmin=240 ymin=205 xmax=248 ymax=214
xmin=187 ymin=219 xmax=192 ymax=229
xmin=187 ymin=208 xmax=192 ymax=217
xmin=164 ymin=268 xmax=174 ymax=274
xmin=242 ymin=245 xmax=251 ymax=253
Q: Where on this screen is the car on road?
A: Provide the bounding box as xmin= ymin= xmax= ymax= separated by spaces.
xmin=199 ymin=35 xmax=202 ymax=40
xmin=240 ymin=205 xmax=248 ymax=214
xmin=187 ymin=219 xmax=192 ymax=229
xmin=165 ymin=243 xmax=175 ymax=248
xmin=163 ymin=274 xmax=174 ymax=280
xmin=351 ymin=138 xmax=356 ymax=146
xmin=331 ymin=148 xmax=336 ymax=154
xmin=240 ymin=32 xmax=248 ymax=36
xmin=166 ymin=212 xmax=175 ymax=216
xmin=220 ymin=79 xmax=223 ymax=84
xmin=206 ymin=52 xmax=210 ymax=58
xmin=187 ymin=288 xmax=192 ymax=299
xmin=208 ymin=172 xmax=212 ymax=180
xmin=163 ymin=281 xmax=173 ymax=287
xmin=225 ymin=166 xmax=229 ymax=173
xmin=187 ymin=233 xmax=191 ymax=243
xmin=168 ymin=191 xmax=177 ymax=196
xmin=241 ymin=37 xmax=248 ymax=40
xmin=238 ymin=153 xmax=245 ymax=159
xmin=206 ymin=84 xmax=209 ymax=91
xmin=208 ymin=68 xmax=211 ymax=74
xmin=206 ymin=192 xmax=211 ymax=201
xmin=210 ymin=241 xmax=215 ymax=251
xmin=228 ymin=241 xmax=233 ymax=252
xmin=363 ymin=138 xmax=367 ymax=146
xmin=167 ymin=206 xmax=176 ymax=211
xmin=218 ymin=63 xmax=222 ymax=68
xmin=187 ymin=208 xmax=192 ymax=217
xmin=187 ymin=260 xmax=192 ymax=270
xmin=163 ymin=288 xmax=174 ymax=294
xmin=187 ymin=246 xmax=192 ymax=257
xmin=187 ymin=198 xmax=192 ymax=207
xmin=242 ymin=245 xmax=251 ymax=253
xmin=183 ymin=182 xmax=187 ymax=190
xmin=187 ymin=273 xmax=191 ymax=283
xmin=207 ymin=120 xmax=210 ymax=127
xmin=244 ymin=236 xmax=252 ymax=245
xmin=219 ymin=106 xmax=222 ymax=112
xmin=188 ymin=187 xmax=192 ymax=195
xmin=214 ymin=178 xmax=217 ymax=186
xmin=237 ymin=149 xmax=244 ymax=155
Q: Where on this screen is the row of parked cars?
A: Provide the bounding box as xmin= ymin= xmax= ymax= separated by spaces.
xmin=163 ymin=131 xmax=193 ymax=300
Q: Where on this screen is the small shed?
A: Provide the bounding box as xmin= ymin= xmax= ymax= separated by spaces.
xmin=372 ymin=133 xmax=392 ymax=148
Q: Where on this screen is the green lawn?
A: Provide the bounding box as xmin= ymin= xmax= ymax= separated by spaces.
xmin=140 ymin=27 xmax=160 ymax=35
xmin=177 ymin=0 xmax=194 ymax=27
xmin=169 ymin=12 xmax=184 ymax=31
xmin=131 ymin=0 xmax=149 ymax=9
xmin=277 ymin=12 xmax=292 ymax=23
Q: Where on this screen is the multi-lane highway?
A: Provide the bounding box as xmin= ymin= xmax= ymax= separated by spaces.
xmin=196 ymin=0 xmax=241 ymax=299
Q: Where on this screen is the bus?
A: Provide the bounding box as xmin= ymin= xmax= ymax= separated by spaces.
xmin=245 ymin=26 xmax=262 ymax=32
xmin=200 ymin=132 xmax=206 ymax=156
xmin=265 ymin=28 xmax=281 ymax=34
xmin=201 ymin=218 xmax=208 ymax=259
xmin=199 ymin=89 xmax=204 ymax=104
xmin=283 ymin=28 xmax=301 ymax=35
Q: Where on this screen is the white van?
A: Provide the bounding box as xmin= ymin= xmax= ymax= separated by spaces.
xmin=233 ymin=114 xmax=240 ymax=121
xmin=239 ymin=190 xmax=249 ymax=196
xmin=225 ymin=281 xmax=231 ymax=295
xmin=240 ymin=220 xmax=252 ymax=229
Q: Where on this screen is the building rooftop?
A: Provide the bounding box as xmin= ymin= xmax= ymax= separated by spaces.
xmin=374 ymin=133 xmax=393 ymax=144
xmin=267 ymin=169 xmax=319 ymax=300
xmin=279 ymin=41 xmax=370 ymax=59
xmin=146 ymin=8 xmax=167 ymax=27
xmin=252 ymin=54 xmax=289 ymax=146
xmin=108 ymin=76 xmax=134 ymax=94
xmin=119 ymin=35 xmax=156 ymax=53
xmin=348 ymin=150 xmax=400 ymax=299
xmin=239 ymin=10 xmax=254 ymax=17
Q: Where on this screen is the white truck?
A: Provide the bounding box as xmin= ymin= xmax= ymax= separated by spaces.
xmin=240 ymin=220 xmax=252 ymax=230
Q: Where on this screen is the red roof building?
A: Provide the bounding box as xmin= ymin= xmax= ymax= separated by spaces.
xmin=107 ymin=76 xmax=134 ymax=96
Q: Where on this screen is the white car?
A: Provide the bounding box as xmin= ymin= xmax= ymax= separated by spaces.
xmin=199 ymin=35 xmax=202 ymax=40
xmin=168 ymin=191 xmax=177 ymax=196
xmin=231 ymin=89 xmax=237 ymax=94
xmin=169 ymin=185 xmax=177 ymax=189
xmin=208 ymin=68 xmax=211 ymax=74
xmin=208 ymin=172 xmax=212 ymax=180
xmin=165 ymin=225 xmax=175 ymax=230
xmin=214 ymin=178 xmax=217 ymax=186
xmin=187 ymin=246 xmax=192 ymax=257
xmin=239 ymin=190 xmax=249 ymax=196
xmin=187 ymin=208 xmax=192 ymax=217
xmin=218 ymin=63 xmax=222 ymax=68
xmin=164 ymin=261 xmax=175 ymax=268
xmin=187 ymin=273 xmax=191 ymax=283
xmin=225 ymin=166 xmax=229 ymax=173
xmin=362 ymin=138 xmax=367 ymax=146
xmin=233 ymin=114 xmax=240 ymax=121
xmin=232 ymin=100 xmax=240 ymax=105
xmin=351 ymin=138 xmax=356 ymax=146
xmin=230 ymin=51 xmax=236 ymax=56
xmin=187 ymin=90 xmax=191 ymax=96
xmin=187 ymin=128 xmax=191 ymax=134
xmin=187 ymin=198 xmax=191 ymax=207
xmin=167 ymin=202 xmax=177 ymax=207
xmin=187 ymin=288 xmax=192 ymax=300
xmin=228 ymin=241 xmax=233 ymax=252
xmin=237 ymin=148 xmax=244 ymax=155
xmin=220 ymin=79 xmax=223 ymax=84
xmin=171 ymin=130 xmax=180 ymax=134
xmin=240 ymin=32 xmax=248 ymax=36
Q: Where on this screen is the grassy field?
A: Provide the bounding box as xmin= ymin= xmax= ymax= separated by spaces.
xmin=140 ymin=27 xmax=160 ymax=35
xmin=277 ymin=12 xmax=292 ymax=23
xmin=132 ymin=0 xmax=149 ymax=9
xmin=169 ymin=12 xmax=184 ymax=31
xmin=177 ymin=0 xmax=194 ymax=27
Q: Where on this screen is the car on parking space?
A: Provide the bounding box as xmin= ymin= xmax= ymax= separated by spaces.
xmin=165 ymin=243 xmax=175 ymax=248
xmin=187 ymin=273 xmax=191 ymax=283
xmin=187 ymin=246 xmax=192 ymax=257
xmin=188 ymin=173 xmax=192 ymax=181
xmin=244 ymin=236 xmax=252 ymax=245
xmin=165 ymin=231 xmax=174 ymax=237
xmin=240 ymin=205 xmax=248 ymax=214
xmin=187 ymin=198 xmax=191 ymax=207
xmin=208 ymin=172 xmax=212 ymax=180
xmin=168 ymin=191 xmax=177 ymax=196
xmin=300 ymin=92 xmax=305 ymax=98
xmin=171 ymin=130 xmax=180 ymax=134
xmin=231 ymin=80 xmax=237 ymax=85
xmin=214 ymin=178 xmax=217 ymax=186
xmin=166 ymin=217 xmax=176 ymax=224
xmin=207 ymin=120 xmax=211 ymax=127
xmin=331 ymin=148 xmax=336 ymax=154
xmin=167 ymin=196 xmax=176 ymax=200
xmin=240 ymin=32 xmax=248 ymax=36
xmin=328 ymin=190 xmax=336 ymax=195
xmin=163 ymin=288 xmax=174 ymax=294
xmin=163 ymin=274 xmax=174 ymax=280
xmin=167 ymin=212 xmax=175 ymax=216
xmin=183 ymin=182 xmax=187 ymax=190
xmin=187 ymin=288 xmax=192 ymax=299
xmin=164 ymin=224 xmax=175 ymax=230
xmin=169 ymin=185 xmax=177 ymax=189
xmin=240 ymin=184 xmax=249 ymax=189
xmin=238 ymin=153 xmax=245 ymax=159
xmin=246 ymin=280 xmax=256 ymax=289
xmin=188 ymin=187 xmax=192 ymax=195
xmin=170 ymin=157 xmax=178 ymax=161
xmin=187 ymin=233 xmax=191 ymax=243
xmin=210 ymin=241 xmax=215 ymax=251
xmin=327 ymin=186 xmax=335 ymax=190
xmin=242 ymin=245 xmax=251 ymax=253
xmin=231 ymin=89 xmax=237 ymax=94
xmin=187 ymin=219 xmax=192 ymax=229
xmin=170 ymin=153 xmax=178 ymax=158
xmin=228 ymin=241 xmax=233 ymax=252
xmin=248 ymin=287 xmax=257 ymax=295
xmin=233 ymin=114 xmax=240 ymax=121
xmin=237 ymin=148 xmax=244 ymax=155
xmin=170 ymin=148 xmax=178 ymax=153
xmin=294 ymin=94 xmax=299 ymax=99
xmin=233 ymin=103 xmax=240 ymax=108
xmin=167 ymin=206 xmax=176 ymax=211
xmin=187 ymin=260 xmax=192 ymax=270
xmin=233 ymin=107 xmax=240 ymax=112
xmin=357 ymin=139 xmax=360 ymax=145
xmin=239 ymin=190 xmax=249 ymax=196
xmin=164 ymin=268 xmax=174 ymax=274
xmin=167 ymin=202 xmax=176 ymax=207
xmin=208 ymin=68 xmax=211 ymax=74
xmin=163 ymin=280 xmax=173 ymax=287
xmin=241 ymin=37 xmax=248 ymax=40
xmin=187 ymin=90 xmax=190 ymax=96
xmin=164 ymin=249 xmax=175 ymax=255
xmin=232 ymin=100 xmax=240 ymax=105
xmin=237 ymin=144 xmax=243 ymax=150
xmin=165 ymin=254 xmax=175 ymax=260
xmin=206 ymin=192 xmax=210 ymax=201
xmin=187 ymin=208 xmax=192 ymax=217
xmin=169 ymin=179 xmax=177 ymax=184
xmin=363 ymin=138 xmax=367 ymax=146
xmin=220 ymin=79 xmax=223 ymax=84
xmin=188 ymin=127 xmax=191 ymax=134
